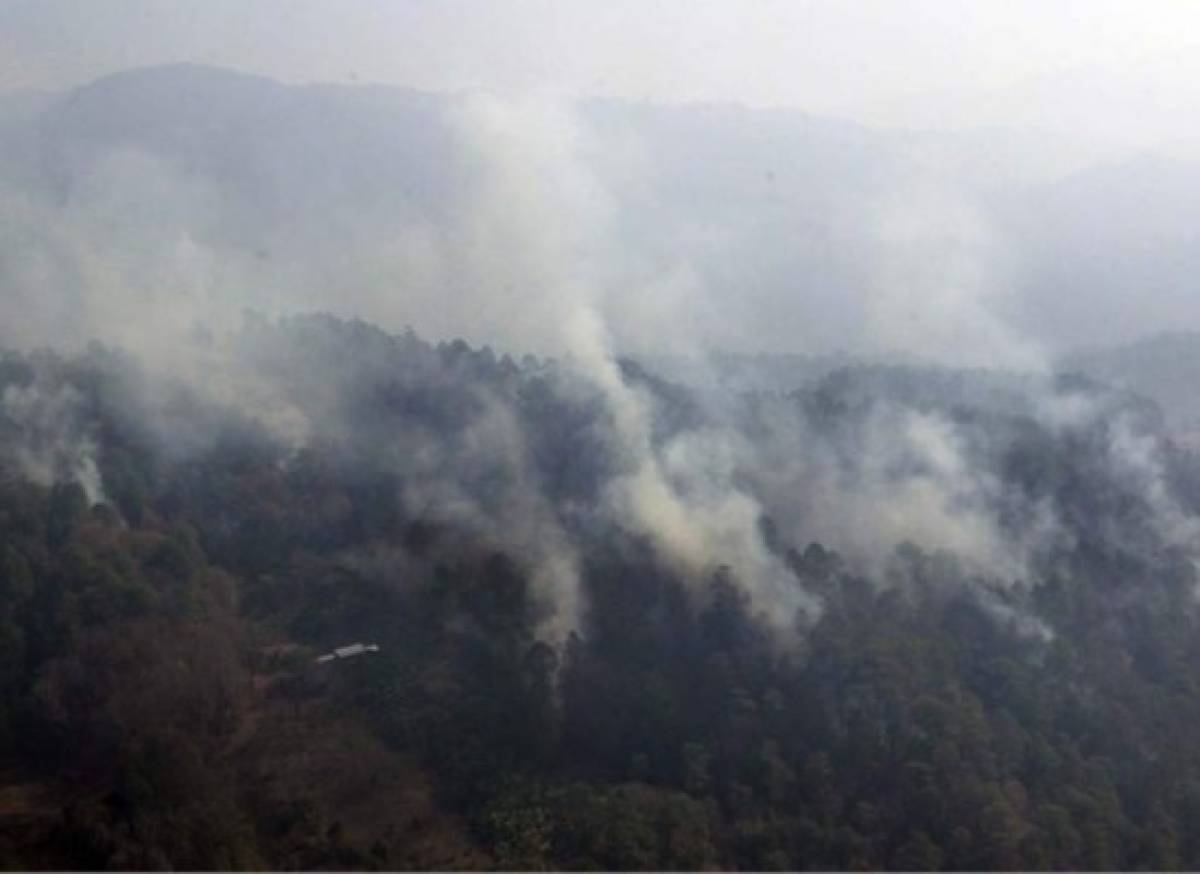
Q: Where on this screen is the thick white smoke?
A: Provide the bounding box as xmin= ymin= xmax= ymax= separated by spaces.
xmin=3 ymin=70 xmax=1198 ymax=646
xmin=860 ymin=183 xmax=1045 ymax=371
xmin=440 ymin=94 xmax=819 ymax=635
xmin=1 ymin=372 xmax=105 ymax=505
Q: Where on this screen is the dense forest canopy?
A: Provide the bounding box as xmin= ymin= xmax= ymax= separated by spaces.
xmin=0 ymin=314 xmax=1199 ymax=869
xmin=1 ymin=23 xmax=1199 ymax=871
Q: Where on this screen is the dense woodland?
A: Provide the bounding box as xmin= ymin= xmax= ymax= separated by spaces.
xmin=1 ymin=316 xmax=1200 ymax=869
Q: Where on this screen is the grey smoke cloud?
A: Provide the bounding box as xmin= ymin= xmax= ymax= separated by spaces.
xmin=438 ymin=93 xmax=820 ymax=634
xmin=0 ymin=360 xmax=105 ymax=505
xmin=1 ymin=64 xmax=1199 ymax=646
xmin=3 ymin=65 xmax=1198 ymax=366
xmin=861 ymin=184 xmax=1044 ymax=371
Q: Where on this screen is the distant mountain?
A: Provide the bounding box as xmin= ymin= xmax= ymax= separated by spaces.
xmin=0 ymin=63 xmax=1197 ymax=357
xmin=0 ymin=64 xmax=897 ymax=353
xmin=32 ymin=64 xmax=453 ymax=233
xmin=996 ymin=154 xmax=1200 ymax=351
xmin=1064 ymin=331 xmax=1200 ymax=435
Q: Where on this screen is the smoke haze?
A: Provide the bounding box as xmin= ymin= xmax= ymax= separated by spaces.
xmin=0 ymin=8 xmax=1198 ymax=645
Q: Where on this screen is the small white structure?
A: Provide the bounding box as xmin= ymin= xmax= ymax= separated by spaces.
xmin=315 ymin=642 xmax=380 ymax=664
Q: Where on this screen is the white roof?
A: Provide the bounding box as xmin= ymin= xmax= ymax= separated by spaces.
xmin=315 ymin=642 xmax=381 ymax=663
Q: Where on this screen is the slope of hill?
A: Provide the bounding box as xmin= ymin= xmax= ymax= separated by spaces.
xmin=0 ymin=317 xmax=1197 ymax=868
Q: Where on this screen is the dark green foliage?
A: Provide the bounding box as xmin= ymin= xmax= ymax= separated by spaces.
xmin=1 ymin=321 xmax=1200 ymax=869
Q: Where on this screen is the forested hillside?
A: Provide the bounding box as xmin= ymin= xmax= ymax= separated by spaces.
xmin=1 ymin=316 xmax=1199 ymax=869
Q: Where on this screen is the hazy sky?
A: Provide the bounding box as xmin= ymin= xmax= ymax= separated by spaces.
xmin=3 ymin=0 xmax=1200 ymax=131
